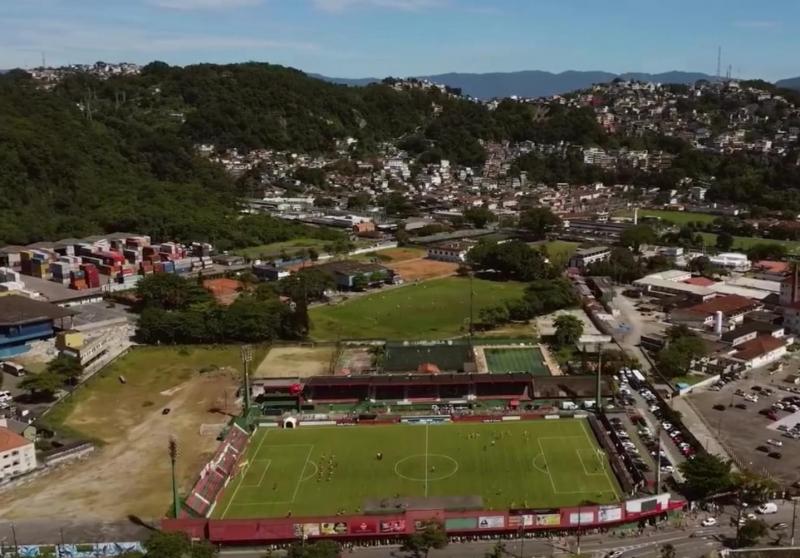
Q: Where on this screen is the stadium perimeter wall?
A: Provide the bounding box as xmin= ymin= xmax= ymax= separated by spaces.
xmin=163 ymin=494 xmax=683 ymax=545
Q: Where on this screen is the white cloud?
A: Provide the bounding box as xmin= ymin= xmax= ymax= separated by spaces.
xmin=733 ymin=20 xmax=780 ymax=29
xmin=312 ymin=0 xmax=444 ymax=12
xmin=146 ymin=0 xmax=261 ymax=10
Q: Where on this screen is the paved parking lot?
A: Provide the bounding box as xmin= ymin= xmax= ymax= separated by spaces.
xmin=688 ymin=357 xmax=800 ymax=483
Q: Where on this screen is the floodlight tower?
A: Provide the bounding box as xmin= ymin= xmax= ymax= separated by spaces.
xmin=241 ymin=345 xmax=253 ymax=413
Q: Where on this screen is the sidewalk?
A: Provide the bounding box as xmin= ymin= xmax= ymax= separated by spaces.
xmin=671 ymin=396 xmax=737 ymax=467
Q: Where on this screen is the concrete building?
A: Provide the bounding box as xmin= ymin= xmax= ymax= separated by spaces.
xmin=427 ymin=241 xmax=473 ymax=263
xmin=568 ymin=246 xmax=611 ymax=269
xmin=0 ymin=295 xmax=75 ymax=358
xmin=0 ymin=420 xmax=37 ymax=482
xmin=709 ymin=252 xmax=750 ymax=272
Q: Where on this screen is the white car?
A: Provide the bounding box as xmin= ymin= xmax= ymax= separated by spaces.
xmin=767 ymin=439 xmax=784 ymax=447
xmin=662 ymin=422 xmax=673 ymax=431
xmin=702 ymin=517 xmax=717 ymax=527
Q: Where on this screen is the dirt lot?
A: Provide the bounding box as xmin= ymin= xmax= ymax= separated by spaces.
xmin=687 ymin=355 xmax=800 ymax=483
xmin=254 ymin=345 xmax=335 ymax=378
xmin=388 ymin=258 xmax=459 ymax=281
xmin=0 ymin=346 xmax=250 ymax=520
xmin=335 ymin=346 xmax=375 ymax=374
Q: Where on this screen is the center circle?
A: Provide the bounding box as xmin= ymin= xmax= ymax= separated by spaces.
xmin=394 ymin=454 xmax=459 ymax=482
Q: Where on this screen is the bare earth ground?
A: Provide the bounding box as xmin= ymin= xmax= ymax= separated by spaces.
xmin=388 ymin=258 xmax=459 ymax=281
xmin=254 ymin=345 xmax=336 ymax=378
xmin=0 ymin=369 xmax=239 ymax=520
xmin=336 ymin=346 xmax=375 ymax=374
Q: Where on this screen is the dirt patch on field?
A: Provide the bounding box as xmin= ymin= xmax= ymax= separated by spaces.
xmin=0 ymin=369 xmax=239 ymax=520
xmin=336 ymin=346 xmax=376 ymax=374
xmin=388 ymin=258 xmax=459 ymax=281
xmin=254 ymin=345 xmax=335 ymax=378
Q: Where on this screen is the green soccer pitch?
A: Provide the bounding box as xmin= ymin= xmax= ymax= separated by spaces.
xmin=213 ymin=419 xmax=622 ymax=519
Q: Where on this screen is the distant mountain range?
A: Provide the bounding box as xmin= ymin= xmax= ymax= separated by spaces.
xmin=315 ymin=69 xmax=800 ymax=99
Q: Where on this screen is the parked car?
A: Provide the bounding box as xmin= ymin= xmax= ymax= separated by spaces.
xmin=767 ymin=439 xmax=783 ymax=447
xmin=701 ymin=517 xmax=717 ymax=527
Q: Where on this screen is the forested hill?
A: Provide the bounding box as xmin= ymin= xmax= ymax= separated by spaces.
xmin=0 ymin=62 xmax=609 ymax=245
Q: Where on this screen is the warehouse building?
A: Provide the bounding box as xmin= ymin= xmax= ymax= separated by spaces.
xmin=0 ymin=295 xmax=76 ymax=358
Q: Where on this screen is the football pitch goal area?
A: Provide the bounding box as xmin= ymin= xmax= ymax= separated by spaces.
xmin=213 ymin=419 xmax=621 ymax=519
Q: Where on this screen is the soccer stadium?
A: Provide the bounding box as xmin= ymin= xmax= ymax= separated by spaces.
xmin=167 ymin=339 xmax=683 ymax=545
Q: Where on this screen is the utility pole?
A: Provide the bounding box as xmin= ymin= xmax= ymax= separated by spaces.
xmin=576 ymin=502 xmax=583 ymax=556
xmin=241 ymin=345 xmax=253 ymax=414
xmin=169 ymin=436 xmax=180 ymax=519
xmin=11 ymin=522 xmax=18 ymax=558
xmin=791 ymin=496 xmax=799 ymax=546
xmin=468 ymin=271 xmax=475 ymax=340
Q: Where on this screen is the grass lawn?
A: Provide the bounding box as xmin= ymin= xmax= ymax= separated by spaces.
xmin=42 ymin=345 xmax=265 ymax=442
xmin=351 ymin=247 xmax=426 ymax=263
xmin=309 ymin=277 xmax=526 ymax=340
xmin=214 ymin=419 xmax=621 ymax=519
xmin=532 ymin=240 xmax=581 ymax=263
xmin=484 ymin=347 xmax=549 ymax=376
xmin=698 ymin=232 xmax=800 ymax=254
xmin=614 ymin=209 xmax=717 ymax=225
xmin=234 ymin=238 xmax=338 ymax=260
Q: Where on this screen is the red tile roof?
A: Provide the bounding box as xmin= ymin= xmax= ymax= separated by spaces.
xmin=755 ymin=260 xmax=789 ymax=274
xmin=688 ymin=294 xmax=760 ymax=316
xmin=684 ymin=277 xmax=716 ymax=287
xmin=0 ymin=427 xmax=31 ymax=453
xmin=733 ymin=335 xmax=785 ymax=362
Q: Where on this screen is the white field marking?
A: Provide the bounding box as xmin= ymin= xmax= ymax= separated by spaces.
xmin=292 ymin=445 xmax=315 ymax=504
xmin=424 ymin=423 xmax=429 ymax=497
xmin=242 ymin=459 xmax=272 ymax=488
xmin=301 ymin=460 xmax=319 ymax=482
xmin=575 ymin=448 xmax=605 ymax=477
xmin=536 ymin=437 xmax=558 ymax=494
xmin=394 ymin=454 xmax=459 ymax=483
xmin=220 ymin=429 xmax=270 ymax=518
xmin=579 ymin=419 xmax=618 ymax=495
xmin=531 ymin=453 xmax=549 ymax=475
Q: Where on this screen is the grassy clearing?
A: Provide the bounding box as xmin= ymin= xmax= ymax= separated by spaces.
xmin=233 ymin=238 xmax=334 ymax=260
xmin=42 ymin=345 xmax=265 ymax=442
xmin=615 ymin=209 xmax=717 ymax=225
xmin=214 ymin=419 xmax=621 ymax=519
xmin=698 ymin=232 xmax=800 ymax=254
xmin=309 ymin=277 xmax=526 ymax=340
xmin=531 ymin=240 xmax=581 ymax=262
xmin=352 ymin=247 xmax=426 ymax=263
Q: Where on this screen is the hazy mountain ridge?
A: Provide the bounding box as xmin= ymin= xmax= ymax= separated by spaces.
xmin=316 ymin=69 xmax=800 ymax=98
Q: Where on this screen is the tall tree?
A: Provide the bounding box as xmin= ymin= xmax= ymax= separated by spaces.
xmin=400 ymin=521 xmax=448 ymax=558
xmin=679 ymin=453 xmax=733 ymax=499
xmin=553 ymin=314 xmax=584 ymax=347
xmin=519 ymin=208 xmax=561 ymax=239
xmin=620 ymin=225 xmax=657 ymax=254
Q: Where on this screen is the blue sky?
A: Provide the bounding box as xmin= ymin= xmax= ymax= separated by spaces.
xmin=2 ymin=0 xmax=798 ymax=80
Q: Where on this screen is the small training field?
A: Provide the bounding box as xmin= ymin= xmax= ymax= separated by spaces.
xmin=309 ymin=277 xmax=526 ymax=340
xmin=255 ymin=345 xmax=336 ymax=378
xmin=354 ymin=247 xmax=426 ymax=263
xmin=615 ymin=209 xmax=717 ymax=225
xmin=388 ymin=258 xmax=459 ymax=281
xmin=483 ymin=347 xmax=549 ymax=375
xmin=214 ymin=420 xmax=621 ymax=519
xmin=698 ymin=232 xmax=800 ymax=255
xmin=234 ymin=238 xmax=334 ymax=259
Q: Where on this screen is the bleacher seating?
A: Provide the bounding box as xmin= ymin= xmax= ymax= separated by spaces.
xmin=184 ymin=424 xmax=251 ymax=517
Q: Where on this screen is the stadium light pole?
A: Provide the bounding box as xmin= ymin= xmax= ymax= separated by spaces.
xmin=241 ymin=345 xmax=253 ymax=414
xmin=169 ymin=436 xmax=180 ymax=519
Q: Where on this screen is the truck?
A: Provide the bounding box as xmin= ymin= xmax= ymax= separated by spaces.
xmin=757 ymin=502 xmax=778 ymax=514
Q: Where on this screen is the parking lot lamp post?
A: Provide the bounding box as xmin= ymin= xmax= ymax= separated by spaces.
xmin=791 ymin=496 xmax=799 ymax=546
xmin=169 ymin=436 xmax=179 ymax=519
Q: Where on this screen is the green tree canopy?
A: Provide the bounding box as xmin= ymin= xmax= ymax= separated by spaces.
xmin=679 ymin=453 xmax=733 ymax=499
xmin=463 ymin=206 xmax=496 ymax=229
xmin=400 ymin=521 xmax=448 ymax=558
xmin=553 ymin=314 xmax=584 ymax=347
xmin=518 ymin=207 xmax=561 ymax=239
xmin=620 ymin=225 xmax=657 ymax=253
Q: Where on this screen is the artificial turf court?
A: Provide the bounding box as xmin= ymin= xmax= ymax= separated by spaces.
xmin=484 ymin=347 xmax=548 ymax=375
xmin=214 ymin=419 xmax=621 ymax=519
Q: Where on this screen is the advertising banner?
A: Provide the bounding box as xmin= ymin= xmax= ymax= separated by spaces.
xmin=478 ymin=516 xmax=505 ymax=529
xmin=598 ymin=506 xmax=622 ymax=523
xmin=568 ymin=511 xmax=594 ymax=525
xmin=349 ymin=519 xmax=378 ymax=534
xmin=320 ymin=522 xmax=348 ymax=535
xmin=533 ymin=513 xmax=561 ymax=526
xmin=445 ymin=517 xmax=478 ymax=530
xmin=293 ymin=523 xmax=320 ymax=538
xmin=379 ymin=519 xmax=407 ymax=533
